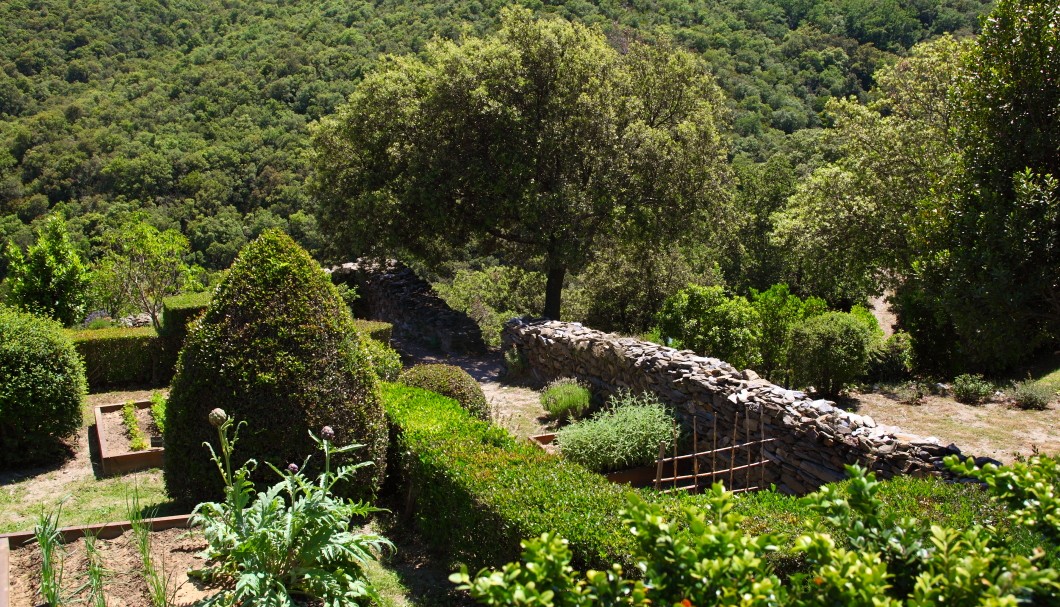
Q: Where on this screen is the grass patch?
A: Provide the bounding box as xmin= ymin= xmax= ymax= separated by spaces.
xmin=0 ymin=470 xmax=175 ymax=534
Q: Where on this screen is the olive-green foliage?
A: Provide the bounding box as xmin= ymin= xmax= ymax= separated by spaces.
xmin=1010 ymin=381 xmax=1053 ymax=411
xmin=67 ymin=326 xmax=169 ymax=391
xmin=540 ymin=378 xmax=591 ymax=422
xmin=4 ymin=216 xmax=90 ymax=327
xmin=361 ymin=337 xmax=402 ymax=382
xmin=434 ymin=266 xmax=544 ymax=348
xmin=867 ymin=331 xmax=913 ymax=382
xmin=0 ymin=305 xmax=86 ymax=466
xmin=382 ymin=383 xmax=634 ymax=571
xmin=657 ymin=285 xmax=762 ymax=370
xmin=555 ymin=392 xmax=677 ymax=474
xmin=159 ymin=291 xmax=211 ymax=338
xmin=788 ymin=311 xmax=873 ymax=397
xmin=164 ymin=230 xmax=386 ymax=507
xmin=352 ymin=319 xmax=393 ymax=344
xmin=399 ymin=364 xmax=489 ymax=421
xmin=952 ymin=373 xmax=993 ymax=405
xmin=749 ymin=283 xmax=826 ymax=382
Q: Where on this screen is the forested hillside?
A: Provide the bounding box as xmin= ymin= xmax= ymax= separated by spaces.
xmin=0 ymin=0 xmax=989 ymax=270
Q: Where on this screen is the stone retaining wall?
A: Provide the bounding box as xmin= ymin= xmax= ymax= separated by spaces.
xmin=503 ymin=319 xmax=977 ymax=494
xmin=329 ymin=259 xmax=486 ymax=354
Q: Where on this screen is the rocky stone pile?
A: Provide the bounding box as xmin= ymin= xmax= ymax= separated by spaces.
xmin=329 ymin=259 xmax=486 ymax=355
xmin=503 ymin=319 xmax=988 ymax=494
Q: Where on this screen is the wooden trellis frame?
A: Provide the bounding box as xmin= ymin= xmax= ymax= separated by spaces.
xmin=653 ymin=406 xmax=773 ymax=494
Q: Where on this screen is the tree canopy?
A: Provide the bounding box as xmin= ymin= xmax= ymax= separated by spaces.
xmin=312 ymin=8 xmax=732 ymax=318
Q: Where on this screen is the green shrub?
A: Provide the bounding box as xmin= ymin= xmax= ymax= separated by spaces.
xmin=399 ymin=363 xmax=489 ymax=421
xmin=159 ymin=291 xmax=211 ymax=338
xmin=1010 ymin=381 xmax=1053 ymax=411
xmin=164 ymin=230 xmax=387 ymax=507
xmin=555 ymin=392 xmax=678 ymax=474
xmin=66 ymin=326 xmax=169 ymax=390
xmin=953 ymin=373 xmax=994 ymax=405
xmin=540 ymin=378 xmax=591 ymax=421
xmin=867 ymin=331 xmax=913 ymax=382
xmin=122 ymin=400 xmax=148 ymax=451
xmin=503 ymin=345 xmax=529 ymax=379
xmin=149 ymin=392 xmax=166 ymax=435
xmin=362 ymin=337 xmax=403 ymax=382
xmin=4 ymin=215 xmax=90 ymax=327
xmin=789 ymin=311 xmax=873 ymax=397
xmin=383 ymin=383 xmax=634 ymax=570
xmin=0 ymin=305 xmax=87 ymax=466
xmin=657 ymin=285 xmax=761 ymax=370
xmin=749 ymin=283 xmax=827 ymax=382
xmin=352 ymin=319 xmax=393 ymax=343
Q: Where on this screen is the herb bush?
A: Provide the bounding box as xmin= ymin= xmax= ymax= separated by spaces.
xmin=67 ymin=326 xmax=169 ymax=390
xmin=192 ymin=410 xmax=393 ymax=607
xmin=953 ymin=373 xmax=994 ymax=405
xmin=788 ymin=311 xmax=873 ymax=397
xmin=362 ymin=337 xmax=403 ymax=382
xmin=540 ymin=378 xmax=591 ymax=421
xmin=382 ymin=382 xmax=634 ymax=570
xmin=867 ymin=331 xmax=913 ymax=382
xmin=164 ymin=230 xmax=387 ymax=507
xmin=398 ymin=364 xmax=490 ymax=421
xmin=1010 ymin=381 xmax=1053 ymax=411
xmin=0 ymin=305 xmax=87 ymax=466
xmin=353 ymin=319 xmax=393 ymax=343
xmin=554 ymin=392 xmax=678 ymax=474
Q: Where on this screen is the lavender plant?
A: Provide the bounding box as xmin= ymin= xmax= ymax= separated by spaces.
xmin=190 ymin=410 xmax=393 ymax=607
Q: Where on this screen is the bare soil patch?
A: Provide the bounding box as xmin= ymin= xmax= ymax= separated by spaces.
xmin=99 ymin=406 xmax=161 ymax=457
xmin=9 ymin=528 xmax=213 ymax=607
xmin=849 ymin=391 xmax=1060 ymax=463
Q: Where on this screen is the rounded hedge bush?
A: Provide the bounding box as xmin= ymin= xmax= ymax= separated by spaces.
xmin=0 ymin=305 xmax=87 ymax=467
xmin=398 ymin=364 xmax=489 ymax=420
xmin=789 ymin=311 xmax=872 ymax=397
xmin=163 ymin=230 xmax=387 ymax=506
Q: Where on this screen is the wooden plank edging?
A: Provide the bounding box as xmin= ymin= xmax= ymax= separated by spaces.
xmin=0 ymin=514 xmax=191 ymax=607
xmin=94 ymin=401 xmax=165 ymax=477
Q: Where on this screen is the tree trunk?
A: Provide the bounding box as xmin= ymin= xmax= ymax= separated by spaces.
xmin=543 ymin=266 xmax=565 ymax=320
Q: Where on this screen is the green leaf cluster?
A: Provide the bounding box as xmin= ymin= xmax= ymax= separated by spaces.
xmin=3 ymin=215 xmax=89 ymax=326
xmin=0 ymin=304 xmax=86 ymax=467
xmin=555 ymin=392 xmax=678 ymax=474
xmin=191 ymin=415 xmax=393 ymax=607
xmin=164 ymin=230 xmax=387 ymax=507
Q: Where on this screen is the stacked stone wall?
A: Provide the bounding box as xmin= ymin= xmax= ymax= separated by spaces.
xmin=329 ymin=259 xmax=486 ymax=354
xmin=503 ymin=319 xmax=976 ymax=494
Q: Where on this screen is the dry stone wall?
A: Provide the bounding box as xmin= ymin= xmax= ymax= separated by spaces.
xmin=329 ymin=259 xmax=486 ymax=354
xmin=504 ymin=319 xmax=981 ymax=494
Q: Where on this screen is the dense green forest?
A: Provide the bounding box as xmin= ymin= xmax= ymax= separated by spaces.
xmin=9 ymin=0 xmax=1057 ymax=377
xmin=0 ymin=0 xmax=989 ymax=267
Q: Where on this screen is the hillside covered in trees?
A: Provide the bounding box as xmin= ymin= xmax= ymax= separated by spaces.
xmin=1 ymin=0 xmax=989 ymax=267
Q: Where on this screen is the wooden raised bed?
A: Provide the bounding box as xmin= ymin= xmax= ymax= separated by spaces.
xmin=0 ymin=515 xmax=192 ymax=607
xmin=93 ymin=401 xmax=165 ymax=476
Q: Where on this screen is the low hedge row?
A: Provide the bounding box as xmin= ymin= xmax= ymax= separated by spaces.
xmin=159 ymin=291 xmax=212 ymax=338
xmin=381 ymin=382 xmax=635 ymax=570
xmin=353 ymin=319 xmax=393 ymax=343
xmin=68 ymin=326 xmax=173 ymax=388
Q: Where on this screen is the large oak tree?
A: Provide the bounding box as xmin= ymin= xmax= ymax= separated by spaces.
xmin=311 ymin=8 xmax=732 ymax=319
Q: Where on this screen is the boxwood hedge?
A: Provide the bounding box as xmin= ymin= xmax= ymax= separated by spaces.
xmin=382 ymin=382 xmax=634 ymax=570
xmin=67 ymin=326 xmax=170 ymax=390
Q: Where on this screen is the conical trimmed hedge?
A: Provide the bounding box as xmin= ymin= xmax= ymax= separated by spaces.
xmin=163 ymin=230 xmax=386 ymax=506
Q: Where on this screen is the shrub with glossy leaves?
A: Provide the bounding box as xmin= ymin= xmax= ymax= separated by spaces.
xmin=657 ymin=285 xmax=761 ymax=370
xmin=4 ymin=215 xmax=90 ymax=327
xmin=788 ymin=311 xmax=872 ymax=397
xmin=163 ymin=230 xmax=386 ymax=506
xmin=399 ymin=363 xmax=489 ymax=421
xmin=0 ymin=305 xmax=87 ymax=466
